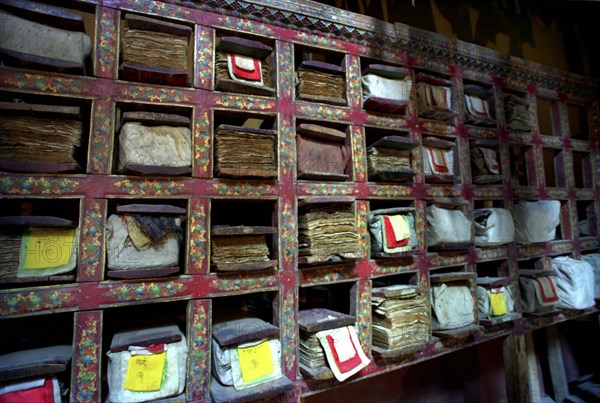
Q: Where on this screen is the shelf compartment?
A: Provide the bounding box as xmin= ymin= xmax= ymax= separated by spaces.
xmin=0 ymin=0 xmax=95 ymax=75
xmin=463 ymin=83 xmax=496 ymax=127
xmin=366 ymin=127 xmax=418 ymax=183
xmin=572 ymin=150 xmax=593 ymax=189
xmin=504 ymin=91 xmax=532 ymax=132
xmin=296 ymin=121 xmax=350 ymax=181
xmin=298 ymin=198 xmax=361 ymax=265
xmin=567 ymin=103 xmax=589 ymax=141
xmin=470 ymin=140 xmax=502 ymax=185
xmin=113 ymin=104 xmax=193 ymax=176
xmin=576 ymin=200 xmax=597 ymax=237
xmin=368 ymin=204 xmax=417 ymax=259
xmin=476 ymin=277 xmax=521 ymax=326
xmin=430 ymin=270 xmax=479 ymax=337
xmin=536 ymin=97 xmax=556 ymax=136
xmin=361 ymin=63 xmax=411 ymax=115
xmin=0 ymin=199 xmax=80 ymax=287
xmin=295 ymin=45 xmax=347 ymax=106
xmin=120 ymin=13 xmax=193 ymax=86
xmin=0 ymin=94 xmax=91 ymax=174
xmin=215 ymin=35 xmax=275 ymax=96
xmin=508 ymin=144 xmax=535 ymax=187
xmin=210 ymin=200 xmax=278 ymax=273
xmin=415 ymin=72 xmax=457 ymax=122
xmin=542 ymin=147 xmax=565 ymax=188
xmin=105 ymin=200 xmax=187 ymax=280
xmin=422 ymin=136 xmax=456 ymax=184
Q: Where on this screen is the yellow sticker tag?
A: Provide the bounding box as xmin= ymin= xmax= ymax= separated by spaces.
xmin=22 ymin=229 xmax=75 ymax=270
xmin=490 ymin=291 xmax=507 ymax=316
xmin=124 ymin=352 xmax=166 ymax=392
xmin=237 ymin=340 xmax=274 ymax=383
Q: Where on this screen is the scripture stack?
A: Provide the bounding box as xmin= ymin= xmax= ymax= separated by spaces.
xmin=298 ymin=202 xmax=360 ymax=263
xmin=361 ymin=64 xmax=412 ymax=114
xmin=296 ymin=61 xmax=346 ymax=106
xmin=371 ymin=285 xmax=430 ymax=351
xmin=211 ymin=226 xmax=276 ymax=272
xmin=422 ymin=137 xmax=455 ymax=181
xmin=415 ymin=74 xmax=456 ymax=120
xmin=504 ymin=93 xmax=532 ymax=132
xmin=214 ymin=124 xmax=277 ymax=178
xmin=470 ymin=144 xmax=501 ymax=182
xmin=463 ymin=85 xmax=496 ymax=126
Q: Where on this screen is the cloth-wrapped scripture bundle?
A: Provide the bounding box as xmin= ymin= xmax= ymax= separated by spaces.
xmin=422 ymin=144 xmax=453 ymax=177
xmin=216 ymin=51 xmax=269 ymax=92
xmin=362 ymin=72 xmax=412 ymax=114
xmin=504 ymin=94 xmax=532 ymax=132
xmin=118 ymin=123 xmax=191 ymax=171
xmin=314 ymin=326 xmax=370 ymax=382
xmin=477 ymin=284 xmax=515 ymax=319
xmin=298 ymin=203 xmax=359 ymax=261
xmin=296 ymin=124 xmax=348 ymax=180
xmin=519 ymin=275 xmax=559 ymax=313
xmin=416 ymin=77 xmax=454 ymax=120
xmin=474 ymin=208 xmax=515 ymax=247
xmin=371 ymin=285 xmax=430 ymax=350
xmin=106 ymin=325 xmax=188 ymax=402
xmin=470 ymin=146 xmax=500 ymax=177
xmin=513 ymin=200 xmax=561 ymax=243
xmin=427 ymin=205 xmax=473 ymax=247
xmin=431 ymin=283 xmax=475 ymax=330
xmin=551 ymin=256 xmax=595 ymax=310
xmin=464 ymin=85 xmax=495 ymax=126
xmin=296 ymin=61 xmax=346 ymax=106
xmin=0 ymin=10 xmax=92 ymax=70
xmin=369 ymin=209 xmax=417 ymax=254
xmin=106 ymin=214 xmax=181 ymax=271
xmin=581 ymin=254 xmax=600 ymax=298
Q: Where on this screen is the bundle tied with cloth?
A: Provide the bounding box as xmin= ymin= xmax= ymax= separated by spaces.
xmin=361 ymin=64 xmax=412 ymax=114
xmin=371 ymin=285 xmax=430 ymax=351
xmin=512 ymin=200 xmax=561 ymax=244
xmin=551 ymin=256 xmax=595 ymax=310
xmin=415 ymin=73 xmax=456 ymax=121
xmin=296 ymin=60 xmax=346 ymax=106
xmin=430 ymin=273 xmax=477 ymax=331
xmin=426 ymin=199 xmax=473 ymax=249
xmin=470 ymin=144 xmax=500 ymax=181
xmin=369 ymin=208 xmax=417 ymax=255
xmin=504 ymin=93 xmax=532 ymax=132
xmin=106 ymin=205 xmax=184 ymax=277
xmin=474 ymin=208 xmax=515 ymax=247
xmin=519 ymin=268 xmax=560 ymax=314
xmin=422 ymin=137 xmax=454 ymax=180
xmin=476 ymin=278 xmax=517 ymax=321
xmin=463 ymin=85 xmax=496 ymax=126
xmin=106 ymin=324 xmax=188 ymax=402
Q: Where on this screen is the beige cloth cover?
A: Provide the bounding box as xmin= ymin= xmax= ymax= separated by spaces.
xmin=431 ymin=284 xmax=475 ymax=330
xmin=362 ymin=74 xmax=412 ymax=102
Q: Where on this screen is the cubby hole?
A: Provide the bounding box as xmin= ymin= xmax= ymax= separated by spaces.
xmin=517 ymin=257 xmax=548 ymax=272
xmin=0 ymin=91 xmax=91 ymax=174
xmin=536 ymin=97 xmax=556 ymax=136
xmin=0 ymin=198 xmax=81 ymax=287
xmin=368 ymin=199 xmax=417 ymax=258
xmin=0 ymin=313 xmax=74 ymax=397
xmin=567 ymin=103 xmax=589 ymax=140
xmin=212 ymin=291 xmax=277 ymax=328
xmin=470 ymin=140 xmax=502 ymax=184
xmin=365 ymin=126 xmax=418 ymax=183
xmin=118 ymin=11 xmax=194 ymax=86
xmin=429 ymin=265 xmax=478 ymax=332
xmin=295 ymin=118 xmax=352 ymax=182
xmin=463 ymin=80 xmax=496 ymax=127
xmin=294 ymin=44 xmax=347 ymax=106
xmin=112 ymin=101 xmax=193 ymax=176
xmin=414 ymin=69 xmax=456 ymax=122
xmin=360 ymin=56 xmax=411 ymax=115
xmin=299 ymin=282 xmax=356 ymax=317
xmin=0 ymin=0 xmax=96 ymax=76
xmin=476 ymin=260 xmax=510 ymax=278
xmin=212 ymin=109 xmax=278 ymax=179
xmin=504 ymin=89 xmax=532 ymax=132
xmin=576 ymin=200 xmax=597 ymax=237
xmin=101 ymin=301 xmax=188 ymax=403
xmin=474 ymin=199 xmax=505 ymax=209
xmin=542 ymin=147 xmax=565 ymax=188
xmin=210 ymin=199 xmax=278 ymax=273
xmin=572 ymin=151 xmax=593 ymax=189
xmin=430 ymin=264 xmax=469 ymax=276
xmin=104 ymin=199 xmax=188 ymax=280
xmin=214 ymin=29 xmax=276 ymax=96
xmin=422 ymin=135 xmax=457 ymax=184
xmin=509 ymin=144 xmax=534 ymax=186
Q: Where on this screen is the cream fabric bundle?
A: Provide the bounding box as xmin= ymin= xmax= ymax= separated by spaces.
xmin=427 ymin=205 xmax=473 ymax=246
xmin=581 ymin=254 xmax=600 ymax=298
xmin=477 ymin=285 xmax=515 ymax=319
xmin=362 ymin=74 xmax=412 ymax=102
xmin=431 ymin=283 xmax=475 ymax=330
xmin=513 ymin=200 xmax=560 ymax=243
xmin=474 ymin=208 xmax=515 ymax=246
xmin=551 ymin=256 xmax=595 ymax=310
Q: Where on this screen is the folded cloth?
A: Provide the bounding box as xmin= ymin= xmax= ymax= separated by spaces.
xmin=316 ymin=326 xmax=370 ymax=382
xmin=465 ymin=95 xmax=491 ymax=118
xmin=423 ymin=146 xmax=453 ymax=176
xmin=0 ymin=377 xmax=61 ymax=403
xmin=519 ymin=275 xmax=559 ymax=313
xmin=480 ymin=148 xmax=500 ymax=174
xmin=229 ymin=338 xmax=282 ymax=390
xmin=17 ymin=228 xmax=78 ymax=278
xmin=431 ymin=283 xmax=475 ymax=330
xmin=369 ymin=212 xmax=417 ymax=254
xmin=551 ymin=256 xmax=595 ymax=310
xmin=228 ymin=54 xmax=262 ymax=83
xmin=381 ymin=215 xmax=410 ymax=253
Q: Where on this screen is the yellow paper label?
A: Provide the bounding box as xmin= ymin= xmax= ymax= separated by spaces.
xmin=22 ymin=229 xmax=75 ymax=270
xmin=490 ymin=291 xmax=507 ymax=316
xmin=124 ymin=352 xmax=166 ymax=392
xmin=237 ymin=340 xmax=274 ymax=383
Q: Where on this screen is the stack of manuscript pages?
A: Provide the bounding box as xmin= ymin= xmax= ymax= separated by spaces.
xmin=0 ymin=102 xmax=82 ymax=173
xmin=415 ymin=73 xmax=456 ymax=121
xmin=504 ymin=93 xmax=532 ymax=132
xmin=214 ymin=124 xmax=277 ymax=178
xmin=298 ymin=201 xmax=360 ymax=263
xmin=296 ymin=61 xmax=346 ymax=106
xmin=211 ymin=226 xmax=277 ymax=272
xmin=371 ymin=285 xmax=430 ymax=352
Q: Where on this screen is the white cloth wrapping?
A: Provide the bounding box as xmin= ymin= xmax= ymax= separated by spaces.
xmin=513 ymin=200 xmax=561 ymax=243
xmin=0 ymin=377 xmax=61 ymax=403
xmin=465 ymin=94 xmax=491 ymax=119
xmin=422 ymin=146 xmax=453 ymax=176
xmin=0 ymin=11 xmax=92 ymax=66
xmin=106 ymin=335 xmax=188 ymax=403
xmin=476 ymin=285 xmax=515 ymax=319
xmin=431 ymin=284 xmax=475 ymax=330
xmin=118 ymin=123 xmax=192 ymax=171
xmin=361 ymin=74 xmax=412 ymax=102
xmin=316 ymin=326 xmax=370 ymax=382
xmin=474 ymin=208 xmax=515 ymax=247
xmin=551 ymin=256 xmax=596 ymax=309
xmin=519 ymin=276 xmax=559 ymax=313
xmin=211 ymin=338 xmax=282 ymax=390
xmin=427 ymin=205 xmax=473 ymax=246
xmin=581 ymin=254 xmax=600 ymax=298
xmin=105 ymin=215 xmax=180 ymax=270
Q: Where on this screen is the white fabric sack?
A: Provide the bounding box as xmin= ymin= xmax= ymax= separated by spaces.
xmin=211 ymin=339 xmax=233 ymax=386
xmin=106 ymin=334 xmax=188 ymax=403
xmin=427 ymin=205 xmax=473 ymax=246
xmin=581 ymin=254 xmax=600 ymax=298
xmin=513 ymin=200 xmax=561 ymax=243
xmin=361 ymin=74 xmax=412 ymax=102
xmin=476 ymin=285 xmax=515 ymax=319
xmin=431 ymin=283 xmax=475 ymax=330
xmin=474 ymin=208 xmax=515 ymax=246
xmin=106 ymin=215 xmax=180 ymax=270
xmin=551 ymin=256 xmax=595 ymax=309
xmin=0 ymin=11 xmax=92 ymax=66
xmin=119 ymin=123 xmax=192 ymax=171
